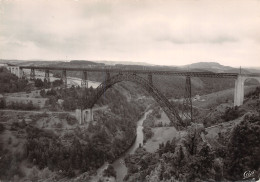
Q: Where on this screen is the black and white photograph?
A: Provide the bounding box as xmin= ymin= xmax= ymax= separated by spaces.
xmin=0 ymin=0 xmax=260 ymax=181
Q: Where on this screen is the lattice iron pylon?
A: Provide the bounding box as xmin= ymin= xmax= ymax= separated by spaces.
xmin=30 ymin=68 xmax=35 ymax=80
xmin=182 ymin=76 xmax=193 ymax=125
xmin=81 ymin=71 xmax=88 ymax=88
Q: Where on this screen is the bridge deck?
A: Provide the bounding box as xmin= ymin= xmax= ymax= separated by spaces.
xmin=19 ymin=66 xmax=245 ymax=78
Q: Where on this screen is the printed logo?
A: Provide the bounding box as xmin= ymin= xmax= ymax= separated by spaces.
xmin=243 ymin=170 xmax=259 ymax=181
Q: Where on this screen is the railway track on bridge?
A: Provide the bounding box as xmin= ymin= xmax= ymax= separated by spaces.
xmin=19 ymin=66 xmax=243 ymax=78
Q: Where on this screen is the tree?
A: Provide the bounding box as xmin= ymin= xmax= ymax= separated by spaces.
xmin=35 ymin=78 xmax=44 ymax=88
xmin=26 ymin=101 xmax=34 ymax=110
xmin=103 ymin=164 xmax=116 ymax=178
xmin=225 ymin=114 xmax=260 ymax=180
xmin=0 ymin=123 xmax=5 ymax=133
xmin=0 ymin=67 xmax=28 ymax=93
xmin=40 ymin=89 xmax=46 ymax=97
xmin=53 ymin=79 xmax=63 ymax=87
xmin=0 ymin=99 xmax=5 ymax=109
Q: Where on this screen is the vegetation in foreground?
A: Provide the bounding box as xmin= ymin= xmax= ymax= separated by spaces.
xmin=0 ymin=67 xmax=28 ymax=93
xmin=0 ymin=85 xmax=145 ymax=181
xmin=124 ymin=87 xmax=260 ymax=182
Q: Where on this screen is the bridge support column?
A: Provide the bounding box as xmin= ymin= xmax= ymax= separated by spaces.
xmin=62 ymin=70 xmax=67 ymax=88
xmin=81 ymin=71 xmax=88 ymax=88
xmin=106 ymin=72 xmax=111 ymax=80
xmin=183 ymin=76 xmax=192 ymax=124
xmin=30 ymin=68 xmax=35 ymax=80
xmin=85 ymin=108 xmax=93 ymax=123
xmin=19 ymin=68 xmax=25 ymax=78
xmin=75 ymin=108 xmax=93 ymax=125
xmin=45 ymin=69 xmax=50 ymax=83
xmin=148 ymin=73 xmax=153 ymax=85
xmin=234 ymin=75 xmax=245 ymax=106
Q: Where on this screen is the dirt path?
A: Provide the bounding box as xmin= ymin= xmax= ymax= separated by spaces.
xmin=0 ymin=109 xmax=75 ymax=115
xmin=0 ymin=106 xmax=108 ymax=115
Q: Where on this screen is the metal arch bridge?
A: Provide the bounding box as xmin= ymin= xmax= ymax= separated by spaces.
xmin=87 ymin=73 xmax=185 ymax=129
xmin=16 ymin=66 xmax=260 ymax=128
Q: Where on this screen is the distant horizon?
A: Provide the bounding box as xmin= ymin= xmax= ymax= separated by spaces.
xmin=1 ymin=58 xmax=260 ymax=69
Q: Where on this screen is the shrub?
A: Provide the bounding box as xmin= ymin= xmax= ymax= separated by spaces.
xmin=221 ymin=106 xmax=244 ymax=121
xmin=143 ymin=127 xmax=154 ymax=143
xmin=8 ymin=137 xmax=12 ymax=145
xmin=56 ymin=122 xmax=63 ymax=128
xmin=66 ymin=115 xmax=77 ymax=125
xmin=0 ymin=123 xmax=5 ymax=133
xmin=35 ymin=78 xmax=44 ymax=88
xmin=103 ymin=164 xmax=116 ymax=178
xmin=0 ymin=99 xmax=6 ymax=109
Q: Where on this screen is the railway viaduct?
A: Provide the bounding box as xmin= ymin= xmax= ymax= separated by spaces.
xmin=6 ymin=65 xmax=260 ymax=128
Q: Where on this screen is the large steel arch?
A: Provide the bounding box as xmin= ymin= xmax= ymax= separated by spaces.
xmin=87 ymin=73 xmax=184 ymax=128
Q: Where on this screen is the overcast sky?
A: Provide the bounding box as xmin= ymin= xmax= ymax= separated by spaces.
xmin=1 ymin=0 xmax=260 ymax=67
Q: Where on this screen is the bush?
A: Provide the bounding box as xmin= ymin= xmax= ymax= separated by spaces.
xmin=0 ymin=99 xmax=6 ymax=109
xmin=0 ymin=67 xmax=28 ymax=93
xmin=65 ymin=168 xmax=75 ymax=178
xmin=7 ymin=101 xmax=37 ymax=111
xmin=56 ymin=122 xmax=63 ymax=128
xmin=143 ymin=127 xmax=154 ymax=143
xmin=8 ymin=137 xmax=12 ymax=145
xmin=66 ymin=115 xmax=77 ymax=125
xmin=103 ymin=164 xmax=116 ymax=178
xmin=35 ymin=78 xmax=44 ymax=88
xmin=52 ymin=79 xmax=63 ymax=87
xmin=0 ymin=123 xmax=5 ymax=133
xmin=221 ymin=106 xmax=244 ymax=121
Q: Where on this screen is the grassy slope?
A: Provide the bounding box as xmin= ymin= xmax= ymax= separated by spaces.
xmin=144 ymin=127 xmax=178 ymax=153
xmin=143 ymin=85 xmax=259 ymax=153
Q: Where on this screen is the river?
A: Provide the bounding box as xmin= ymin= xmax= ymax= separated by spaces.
xmin=111 ymin=110 xmax=152 ymax=182
xmin=90 ymin=110 xmax=152 ymax=182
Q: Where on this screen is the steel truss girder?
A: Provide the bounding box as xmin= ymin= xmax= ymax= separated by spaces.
xmin=20 ymin=66 xmax=241 ymax=78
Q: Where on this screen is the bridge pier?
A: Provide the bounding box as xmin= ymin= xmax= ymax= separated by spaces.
xmin=75 ymin=108 xmax=93 ymax=124
xmin=62 ymin=70 xmax=67 ymax=88
xmin=30 ymin=68 xmax=35 ymax=80
xmin=21 ymin=68 xmax=26 ymax=78
xmin=234 ymin=75 xmax=244 ymax=106
xmin=183 ymin=76 xmax=192 ymax=123
xmin=85 ymin=108 xmax=93 ymax=123
xmin=19 ymin=68 xmax=24 ymax=78
xmin=81 ymin=71 xmax=88 ymax=88
xmin=45 ymin=69 xmax=50 ymax=83
xmin=6 ymin=66 xmax=23 ymax=78
xmin=106 ymin=71 xmax=111 ymax=80
xmin=148 ymin=73 xmax=153 ymax=85
xmin=234 ymin=75 xmax=260 ymax=106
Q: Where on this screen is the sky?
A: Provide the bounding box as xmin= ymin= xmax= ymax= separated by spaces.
xmin=0 ymin=0 xmax=260 ymax=67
